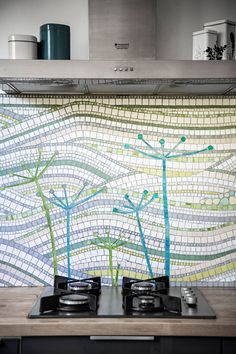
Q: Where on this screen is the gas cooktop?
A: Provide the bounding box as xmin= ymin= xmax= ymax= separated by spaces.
xmin=28 ymin=275 xmax=216 ymax=319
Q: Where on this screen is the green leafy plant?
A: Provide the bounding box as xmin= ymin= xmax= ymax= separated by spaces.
xmin=1 ymin=148 xmax=59 ymax=276
xmin=90 ymin=230 xmax=126 ymax=286
xmin=205 ymin=44 xmax=227 ymax=60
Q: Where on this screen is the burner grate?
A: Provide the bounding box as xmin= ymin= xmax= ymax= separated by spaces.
xmin=122 ymin=276 xmax=169 ymax=297
xmin=122 ymin=276 xmax=181 ymax=315
xmin=39 ymin=292 xmax=98 ymax=314
xmin=54 ymin=275 xmax=101 ymax=295
xmin=123 ymin=291 xmax=181 ymax=314
xmin=38 ymin=276 xmax=101 ymax=314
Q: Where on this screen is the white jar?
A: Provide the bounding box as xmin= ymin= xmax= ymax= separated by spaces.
xmin=8 ymin=34 xmax=38 ymax=59
xmin=192 ymin=29 xmax=218 ymax=60
xmin=203 ymin=19 xmax=236 ymax=60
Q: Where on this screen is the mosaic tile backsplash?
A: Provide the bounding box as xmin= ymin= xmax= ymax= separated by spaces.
xmin=0 ymin=95 xmax=235 ymax=287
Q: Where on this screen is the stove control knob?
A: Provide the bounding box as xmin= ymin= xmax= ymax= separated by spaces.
xmin=119 ymin=67 xmax=123 ymax=71
xmin=185 ymin=294 xmax=197 ymax=306
xmin=113 ymin=67 xmax=118 ymax=71
xmin=181 ymin=288 xmax=193 ymax=298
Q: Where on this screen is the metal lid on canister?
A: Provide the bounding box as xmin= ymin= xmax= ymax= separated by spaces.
xmin=40 ymin=23 xmax=70 ymax=32
xmin=8 ymin=34 xmax=37 ymax=43
xmin=192 ymin=29 xmax=218 ymax=36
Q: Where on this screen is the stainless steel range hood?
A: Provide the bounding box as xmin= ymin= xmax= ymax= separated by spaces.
xmin=0 ymin=59 xmax=236 ymax=95
xmin=89 ymin=0 xmax=157 ymax=60
xmin=0 ymin=0 xmax=236 ymax=96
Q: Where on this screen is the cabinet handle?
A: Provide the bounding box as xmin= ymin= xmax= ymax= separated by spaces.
xmin=90 ymin=336 xmax=154 ymax=341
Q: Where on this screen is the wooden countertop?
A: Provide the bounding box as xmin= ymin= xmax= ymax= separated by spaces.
xmin=0 ymin=287 xmax=235 ymax=337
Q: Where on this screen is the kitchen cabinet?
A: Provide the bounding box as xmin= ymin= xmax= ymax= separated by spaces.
xmin=21 ymin=336 xmax=159 ymax=354
xmin=1 ymin=336 xmax=236 ymax=354
xmin=160 ymin=337 xmax=221 ymax=354
xmin=19 ymin=336 xmax=236 ymax=354
xmin=222 ymin=338 xmax=236 ymax=354
xmin=0 ymin=338 xmax=20 ymax=354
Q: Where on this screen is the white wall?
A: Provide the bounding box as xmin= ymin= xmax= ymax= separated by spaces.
xmin=0 ymin=0 xmax=89 ymax=59
xmin=156 ymin=0 xmax=236 ymax=59
xmin=0 ymin=0 xmax=236 ymax=59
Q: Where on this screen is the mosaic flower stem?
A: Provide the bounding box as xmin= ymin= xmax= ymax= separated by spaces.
xmin=162 ymin=158 xmax=170 ymax=277
xmin=1 ymin=148 xmax=59 ymax=276
xmin=115 ymin=263 xmax=121 ymax=286
xmin=35 ymin=180 xmax=57 ymax=276
xmin=109 ymin=243 xmax=115 ymax=286
xmin=66 ymin=208 xmax=71 ymax=278
xmin=46 ymin=184 xmax=105 ymax=278
xmin=113 ymin=190 xmax=159 ymax=278
xmin=91 ymin=231 xmax=125 ymax=286
xmin=136 ymin=211 xmax=154 ymax=278
xmin=124 ymin=136 xmax=214 ymax=278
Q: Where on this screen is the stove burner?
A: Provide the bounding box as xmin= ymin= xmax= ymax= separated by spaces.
xmin=131 ymin=281 xmax=155 ymax=292
xmin=68 ymin=281 xmax=92 ymax=292
xmin=38 ymin=277 xmax=100 ymax=314
xmin=54 ymin=276 xmax=101 ymax=297
xmin=59 ymin=294 xmax=89 ymax=306
xmin=122 ymin=276 xmax=169 ymax=297
xmin=124 ymin=293 xmax=182 ymax=314
xmin=126 ymin=293 xmax=164 ymax=313
xmin=138 ymin=295 xmax=155 ymax=307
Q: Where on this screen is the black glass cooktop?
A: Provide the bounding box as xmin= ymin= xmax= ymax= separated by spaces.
xmin=28 ymin=285 xmax=216 ymax=319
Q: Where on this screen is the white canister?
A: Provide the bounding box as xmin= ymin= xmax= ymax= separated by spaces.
xmin=203 ymin=19 xmax=236 ymax=60
xmin=192 ymin=29 xmax=218 ymax=60
xmin=8 ymin=34 xmax=38 ymax=59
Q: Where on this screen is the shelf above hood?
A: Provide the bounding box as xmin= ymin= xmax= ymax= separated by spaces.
xmin=0 ymin=59 xmax=236 ymax=95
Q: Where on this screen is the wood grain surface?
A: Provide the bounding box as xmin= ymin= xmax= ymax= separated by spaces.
xmin=0 ymin=287 xmax=235 ymax=337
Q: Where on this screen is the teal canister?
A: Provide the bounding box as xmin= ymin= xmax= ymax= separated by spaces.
xmin=40 ymin=23 xmax=70 ymax=59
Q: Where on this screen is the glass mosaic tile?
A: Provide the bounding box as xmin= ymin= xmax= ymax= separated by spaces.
xmin=0 ymin=94 xmax=235 ymax=287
